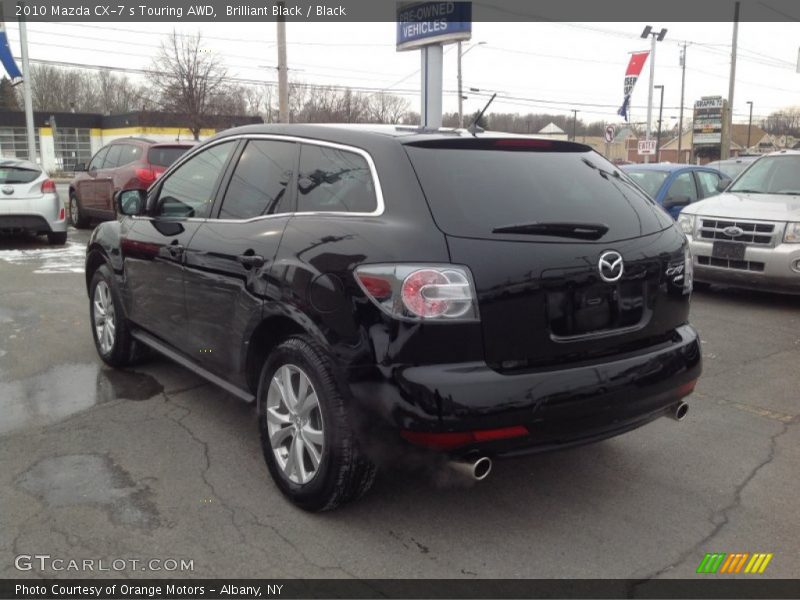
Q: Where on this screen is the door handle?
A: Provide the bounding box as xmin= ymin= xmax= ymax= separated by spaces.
xmin=238 ymin=253 xmax=265 ymax=269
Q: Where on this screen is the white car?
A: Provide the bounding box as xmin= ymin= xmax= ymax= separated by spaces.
xmin=0 ymin=159 xmax=67 ymax=245
xmin=678 ymin=150 xmax=800 ymax=293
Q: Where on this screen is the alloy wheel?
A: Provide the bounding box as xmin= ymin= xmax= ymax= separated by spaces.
xmin=92 ymin=281 xmax=116 ymax=354
xmin=70 ymin=197 xmax=79 ymax=225
xmin=266 ymin=364 xmax=325 ymax=485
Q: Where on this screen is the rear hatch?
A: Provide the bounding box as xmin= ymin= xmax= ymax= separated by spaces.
xmin=405 ymin=138 xmax=688 ymax=369
xmin=0 ymin=163 xmax=44 ymax=200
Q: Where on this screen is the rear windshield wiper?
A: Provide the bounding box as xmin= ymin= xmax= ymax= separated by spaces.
xmin=491 ymin=221 xmax=609 ymax=240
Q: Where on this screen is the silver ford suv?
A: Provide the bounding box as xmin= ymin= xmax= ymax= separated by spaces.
xmin=678 ymin=150 xmax=800 ymax=293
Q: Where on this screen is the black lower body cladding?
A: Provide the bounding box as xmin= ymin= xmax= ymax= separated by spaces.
xmin=348 ymin=324 xmax=701 ymax=456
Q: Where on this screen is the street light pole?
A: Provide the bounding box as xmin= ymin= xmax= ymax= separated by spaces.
xmin=457 ymin=41 xmax=484 ymax=129
xmin=746 ymin=100 xmax=753 ymax=151
xmin=641 ymin=26 xmax=667 ymax=164
xmin=571 ymin=109 xmax=578 ymax=141
xmin=655 ymin=85 xmax=664 ymax=162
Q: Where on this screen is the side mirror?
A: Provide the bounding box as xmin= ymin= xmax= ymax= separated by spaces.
xmin=716 ymin=178 xmax=731 ymax=192
xmin=73 ymin=163 xmax=87 ymax=172
xmin=116 ymin=189 xmax=147 ymax=216
xmin=662 ymin=195 xmax=692 ymax=210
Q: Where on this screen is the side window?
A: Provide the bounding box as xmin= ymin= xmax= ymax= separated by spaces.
xmin=696 ymin=171 xmax=722 ymax=198
xmin=103 ymin=144 xmax=123 ymax=169
xmin=155 ymin=141 xmax=236 ymax=218
xmin=296 ymin=144 xmax=377 ymax=213
xmin=88 ymin=146 xmax=109 ymax=171
xmin=117 ymin=144 xmax=142 ymax=166
xmin=666 ymin=172 xmax=698 ymax=202
xmin=218 ymin=140 xmax=296 ymax=220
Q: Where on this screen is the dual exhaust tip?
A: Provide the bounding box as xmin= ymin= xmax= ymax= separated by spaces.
xmin=444 ymin=402 xmax=688 ymax=481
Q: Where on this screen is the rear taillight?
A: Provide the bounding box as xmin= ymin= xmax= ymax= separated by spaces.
xmin=355 ymin=264 xmax=479 ymax=321
xmin=135 ymin=167 xmax=157 ymax=186
xmin=40 ymin=179 xmax=56 ymax=193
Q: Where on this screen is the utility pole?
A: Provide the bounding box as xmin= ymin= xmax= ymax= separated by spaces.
xmin=654 ymin=85 xmax=664 ymax=162
xmin=678 ymin=43 xmax=687 ymax=163
xmin=746 ymin=100 xmax=753 ymax=150
xmin=457 ymin=41 xmax=463 ymax=128
xmin=641 ymin=26 xmax=667 ymax=163
xmin=722 ymin=1 xmax=740 ymax=160
xmin=276 ymin=4 xmax=289 ymax=123
xmin=19 ymin=19 xmax=36 ymax=162
xmin=571 ymin=109 xmax=578 ymax=141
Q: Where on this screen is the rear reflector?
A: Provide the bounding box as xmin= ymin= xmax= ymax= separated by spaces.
xmin=59 ymin=207 xmax=65 ymax=220
xmin=401 ymin=425 xmax=528 ymax=451
xmin=676 ymin=379 xmax=698 ymax=398
xmin=40 ymin=179 xmax=56 ymax=193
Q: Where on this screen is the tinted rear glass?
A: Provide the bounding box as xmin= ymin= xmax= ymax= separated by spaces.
xmin=148 ymin=146 xmax=191 ymax=167
xmin=405 ymin=146 xmax=672 ymax=241
xmin=0 ymin=166 xmax=40 ymax=184
xmin=624 ymin=169 xmax=669 ymax=198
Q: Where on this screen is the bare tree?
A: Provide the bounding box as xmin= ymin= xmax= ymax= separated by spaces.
xmin=150 ymin=30 xmax=230 ymax=139
xmin=365 ymin=92 xmax=410 ymax=124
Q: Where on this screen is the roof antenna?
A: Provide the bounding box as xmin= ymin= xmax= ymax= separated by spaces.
xmin=467 ymin=93 xmax=496 ymax=136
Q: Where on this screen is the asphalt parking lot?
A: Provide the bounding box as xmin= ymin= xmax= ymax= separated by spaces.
xmin=1 ymin=194 xmax=798 ymax=580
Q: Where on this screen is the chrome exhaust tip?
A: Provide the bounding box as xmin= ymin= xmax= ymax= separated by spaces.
xmin=670 ymin=402 xmax=689 ymax=421
xmin=448 ymin=456 xmax=492 ymax=481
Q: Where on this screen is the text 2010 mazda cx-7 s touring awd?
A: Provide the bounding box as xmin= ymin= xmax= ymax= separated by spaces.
xmin=85 ymin=124 xmax=701 ymax=511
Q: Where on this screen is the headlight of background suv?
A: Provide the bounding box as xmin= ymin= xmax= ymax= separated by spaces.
xmin=783 ymin=222 xmax=800 ymax=243
xmin=677 ymin=213 xmax=695 ymax=236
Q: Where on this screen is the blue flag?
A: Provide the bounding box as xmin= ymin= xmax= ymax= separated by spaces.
xmin=0 ymin=22 xmax=23 ymax=84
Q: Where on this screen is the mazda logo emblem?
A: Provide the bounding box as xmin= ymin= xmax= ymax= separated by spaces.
xmin=723 ymin=225 xmax=744 ymax=237
xmin=598 ymin=250 xmax=624 ymax=283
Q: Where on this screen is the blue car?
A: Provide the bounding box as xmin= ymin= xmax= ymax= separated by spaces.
xmin=621 ymin=163 xmax=731 ymax=219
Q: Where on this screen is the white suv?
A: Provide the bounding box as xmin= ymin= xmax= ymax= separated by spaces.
xmin=678 ymin=150 xmax=800 ymax=293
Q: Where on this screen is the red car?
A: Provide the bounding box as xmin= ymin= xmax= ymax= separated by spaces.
xmin=68 ymin=138 xmax=194 ymax=228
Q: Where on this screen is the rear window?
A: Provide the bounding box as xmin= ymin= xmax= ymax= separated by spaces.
xmin=148 ymin=146 xmax=191 ymax=168
xmin=405 ymin=145 xmax=672 ymax=241
xmin=624 ymin=169 xmax=670 ymax=198
xmin=0 ymin=166 xmax=40 ymax=184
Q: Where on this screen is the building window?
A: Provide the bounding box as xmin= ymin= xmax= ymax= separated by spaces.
xmin=0 ymin=127 xmax=41 ymax=161
xmin=53 ymin=127 xmax=92 ymax=170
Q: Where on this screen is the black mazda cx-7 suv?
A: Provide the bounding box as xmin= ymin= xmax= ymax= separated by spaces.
xmin=85 ymin=124 xmax=701 ymax=511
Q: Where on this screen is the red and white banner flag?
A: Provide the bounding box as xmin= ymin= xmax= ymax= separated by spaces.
xmin=618 ymin=51 xmax=649 ymax=122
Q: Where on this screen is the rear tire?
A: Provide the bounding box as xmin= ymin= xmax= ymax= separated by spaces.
xmin=257 ymin=335 xmax=377 ymax=511
xmin=69 ymin=193 xmax=90 ymax=229
xmin=89 ymin=264 xmax=144 ymax=367
xmin=47 ymin=231 xmax=67 ymax=245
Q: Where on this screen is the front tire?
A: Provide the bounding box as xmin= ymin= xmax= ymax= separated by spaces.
xmin=257 ymin=336 xmax=376 ymax=511
xmin=89 ymin=264 xmax=142 ymax=367
xmin=69 ymin=193 xmax=90 ymax=229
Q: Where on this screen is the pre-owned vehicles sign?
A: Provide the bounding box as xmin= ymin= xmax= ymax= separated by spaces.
xmin=396 ymin=1 xmax=472 ymax=51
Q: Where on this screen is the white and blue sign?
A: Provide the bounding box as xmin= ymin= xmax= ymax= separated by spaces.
xmin=396 ymin=2 xmax=472 ymax=52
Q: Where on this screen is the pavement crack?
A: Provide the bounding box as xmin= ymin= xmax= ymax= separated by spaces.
xmin=631 ymin=417 xmax=795 ymax=587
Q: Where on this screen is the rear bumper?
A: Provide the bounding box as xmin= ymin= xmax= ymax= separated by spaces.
xmin=0 ymin=194 xmax=66 ymax=233
xmin=349 ymin=324 xmax=701 ymax=456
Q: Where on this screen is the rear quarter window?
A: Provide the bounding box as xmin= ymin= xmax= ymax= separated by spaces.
xmin=296 ymin=144 xmax=377 ymax=214
xmin=148 ymin=146 xmax=191 ymax=168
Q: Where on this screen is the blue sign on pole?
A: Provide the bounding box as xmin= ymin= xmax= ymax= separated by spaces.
xmin=396 ymin=2 xmax=472 ymax=51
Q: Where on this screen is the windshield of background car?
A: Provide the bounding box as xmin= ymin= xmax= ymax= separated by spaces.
xmin=623 ymin=169 xmax=670 ymax=198
xmin=0 ymin=166 xmax=40 ymax=184
xmin=405 ymin=143 xmax=673 ymax=242
xmin=148 ymin=146 xmax=191 ymax=167
xmin=729 ymin=156 xmax=800 ymax=195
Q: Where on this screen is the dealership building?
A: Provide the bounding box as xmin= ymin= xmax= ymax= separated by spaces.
xmin=0 ymin=110 xmax=262 ymax=173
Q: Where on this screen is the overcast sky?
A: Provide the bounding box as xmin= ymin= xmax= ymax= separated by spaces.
xmin=4 ymin=21 xmax=799 ymax=129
